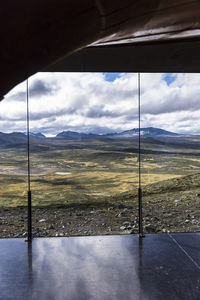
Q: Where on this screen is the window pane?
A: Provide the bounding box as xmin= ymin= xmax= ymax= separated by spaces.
xmin=28 ymin=72 xmax=139 ymax=237
xmin=0 ymin=82 xmax=27 ymax=238
xmin=140 ymin=73 xmax=200 ymax=234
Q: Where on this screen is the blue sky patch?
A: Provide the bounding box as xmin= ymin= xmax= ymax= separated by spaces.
xmin=163 ymin=73 xmax=176 ymax=86
xmin=104 ymin=73 xmax=121 ymax=82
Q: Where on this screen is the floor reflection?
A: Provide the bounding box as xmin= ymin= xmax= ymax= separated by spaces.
xmin=0 ymin=234 xmax=199 ymax=300
xmin=31 ymin=236 xmax=143 ymax=300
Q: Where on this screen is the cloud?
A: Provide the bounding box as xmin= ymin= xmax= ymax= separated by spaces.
xmin=29 ymin=79 xmax=57 ymax=97
xmin=1 ymin=72 xmax=200 ymax=136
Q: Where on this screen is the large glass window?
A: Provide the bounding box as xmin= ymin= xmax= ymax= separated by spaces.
xmin=1 ymin=72 xmax=200 ymax=238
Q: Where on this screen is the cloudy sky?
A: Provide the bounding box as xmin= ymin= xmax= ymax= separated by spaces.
xmin=1 ymin=72 xmax=200 ymax=136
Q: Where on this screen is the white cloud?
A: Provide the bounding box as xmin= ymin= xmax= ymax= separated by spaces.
xmin=1 ymin=72 xmax=200 ymax=136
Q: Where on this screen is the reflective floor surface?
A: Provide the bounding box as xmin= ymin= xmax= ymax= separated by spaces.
xmin=0 ymin=233 xmax=200 ymax=300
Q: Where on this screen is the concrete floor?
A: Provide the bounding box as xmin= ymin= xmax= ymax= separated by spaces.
xmin=0 ymin=233 xmax=199 ymax=300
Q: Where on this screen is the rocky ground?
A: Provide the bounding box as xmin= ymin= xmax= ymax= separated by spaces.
xmin=0 ymin=202 xmax=199 ymax=238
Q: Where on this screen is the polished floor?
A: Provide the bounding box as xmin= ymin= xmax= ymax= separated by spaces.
xmin=0 ymin=233 xmax=199 ymax=300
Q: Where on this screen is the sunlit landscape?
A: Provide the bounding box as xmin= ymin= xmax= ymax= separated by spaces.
xmin=0 ymin=73 xmax=200 ymax=237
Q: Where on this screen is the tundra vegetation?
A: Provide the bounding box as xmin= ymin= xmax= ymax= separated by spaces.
xmin=0 ymin=135 xmax=200 ymax=237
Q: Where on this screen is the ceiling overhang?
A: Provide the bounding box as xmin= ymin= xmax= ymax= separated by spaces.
xmin=43 ymin=38 xmax=200 ymax=73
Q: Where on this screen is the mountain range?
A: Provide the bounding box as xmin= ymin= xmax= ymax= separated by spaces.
xmin=56 ymin=127 xmax=180 ymax=139
xmin=0 ymin=127 xmax=183 ymax=146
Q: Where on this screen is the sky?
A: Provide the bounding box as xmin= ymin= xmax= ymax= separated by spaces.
xmin=1 ymin=72 xmax=200 ymax=136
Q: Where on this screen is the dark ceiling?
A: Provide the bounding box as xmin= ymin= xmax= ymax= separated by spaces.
xmin=1 ymin=0 xmax=200 ymax=100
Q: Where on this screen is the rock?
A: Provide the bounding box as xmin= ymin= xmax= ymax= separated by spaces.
xmin=185 ymin=219 xmax=190 ymax=223
xmin=196 ymin=193 xmax=200 ymax=197
xmin=76 ymin=212 xmax=82 ymax=216
xmin=191 ymin=219 xmax=197 ymax=224
xmin=120 ymin=226 xmax=126 ymax=230
xmin=118 ymin=204 xmax=127 ymax=209
xmin=162 ymin=229 xmax=170 ymax=233
xmin=145 ymin=224 xmax=156 ymax=233
xmin=175 ymin=199 xmax=181 ymax=203
xmin=39 ymin=219 xmax=46 ymax=223
xmin=123 ymin=221 xmax=130 ymax=226
xmin=49 ymin=225 xmax=55 ymax=230
xmin=108 ymin=207 xmax=114 ymax=211
xmin=61 ymin=222 xmax=66 ymax=228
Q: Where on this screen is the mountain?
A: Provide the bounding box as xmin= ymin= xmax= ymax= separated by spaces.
xmin=0 ymin=132 xmax=27 ymax=146
xmin=0 ymin=132 xmax=46 ymax=147
xmin=56 ymin=131 xmax=100 ymax=139
xmin=29 ymin=132 xmax=46 ymax=138
xmin=0 ymin=128 xmax=182 ymax=147
xmin=106 ymin=127 xmax=179 ymax=139
xmin=23 ymin=132 xmax=46 ymax=138
xmin=56 ymin=127 xmax=180 ymax=139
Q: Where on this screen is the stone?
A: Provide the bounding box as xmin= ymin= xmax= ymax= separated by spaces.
xmin=123 ymin=221 xmax=130 ymax=225
xmin=108 ymin=207 xmax=114 ymax=211
xmin=145 ymin=224 xmax=156 ymax=233
xmin=39 ymin=219 xmax=46 ymax=223
xmin=120 ymin=226 xmax=126 ymax=230
xmin=118 ymin=204 xmax=127 ymax=209
xmin=175 ymin=199 xmax=181 ymax=203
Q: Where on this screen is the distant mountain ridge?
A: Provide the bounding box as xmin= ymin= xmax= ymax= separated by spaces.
xmin=0 ymin=127 xmax=182 ymax=147
xmin=56 ymin=131 xmax=100 ymax=139
xmin=56 ymin=127 xmax=179 ymax=139
xmin=24 ymin=132 xmax=46 ymax=138
xmin=0 ymin=132 xmax=45 ymax=147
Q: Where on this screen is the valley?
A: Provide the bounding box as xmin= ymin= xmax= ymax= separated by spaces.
xmin=0 ymin=129 xmax=200 ymax=237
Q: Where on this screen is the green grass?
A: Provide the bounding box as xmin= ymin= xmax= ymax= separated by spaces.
xmin=1 ymin=137 xmax=200 ymax=208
